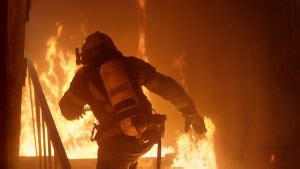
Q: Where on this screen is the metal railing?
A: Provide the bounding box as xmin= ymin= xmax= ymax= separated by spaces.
xmin=26 ymin=58 xmax=71 ymax=169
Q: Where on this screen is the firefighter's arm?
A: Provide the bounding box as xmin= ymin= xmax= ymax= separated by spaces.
xmin=59 ymin=89 xmax=85 ymax=120
xmin=128 ymin=56 xmax=206 ymax=134
xmin=143 ymin=72 xmax=207 ymax=134
xmin=59 ymin=68 xmax=87 ymax=120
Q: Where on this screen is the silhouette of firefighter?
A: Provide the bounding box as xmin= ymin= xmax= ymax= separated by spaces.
xmin=59 ymin=31 xmax=206 ymax=169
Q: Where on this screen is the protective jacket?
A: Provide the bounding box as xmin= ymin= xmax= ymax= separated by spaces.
xmin=59 ymin=55 xmax=198 ymax=168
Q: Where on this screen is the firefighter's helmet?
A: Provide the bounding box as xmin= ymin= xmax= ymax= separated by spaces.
xmin=76 ymin=31 xmax=117 ymax=65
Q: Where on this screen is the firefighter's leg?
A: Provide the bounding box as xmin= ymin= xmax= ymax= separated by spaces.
xmin=96 ymin=135 xmax=153 ymax=169
xmin=97 ymin=151 xmax=132 ymax=169
xmin=97 ymin=143 xmax=137 ymax=169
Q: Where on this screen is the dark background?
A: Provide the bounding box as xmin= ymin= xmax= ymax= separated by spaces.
xmin=11 ymin=0 xmax=299 ymax=168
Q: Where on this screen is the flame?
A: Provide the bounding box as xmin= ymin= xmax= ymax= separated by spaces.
xmin=172 ymin=117 xmax=217 ymax=169
xmin=137 ymin=0 xmax=150 ymax=96
xmin=137 ymin=0 xmax=147 ymax=61
xmin=171 ymin=52 xmax=217 ymax=169
xmin=142 ymin=145 xmax=175 ymax=158
xmin=20 ymin=76 xmax=37 ymax=156
xmin=20 ymin=23 xmax=98 ymax=158
xmin=20 ymin=22 xmax=176 ymax=160
xmin=21 ymin=19 xmax=218 ymax=169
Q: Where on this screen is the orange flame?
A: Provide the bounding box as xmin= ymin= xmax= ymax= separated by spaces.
xmin=21 ymin=20 xmax=218 ymax=169
xmin=142 ymin=145 xmax=174 ymax=158
xmin=171 ymin=52 xmax=217 ymax=169
xmin=20 ymin=76 xmax=38 ymax=156
xmin=20 ymin=22 xmax=176 ymax=160
xmin=20 ymin=23 xmax=98 ymax=158
xmin=172 ymin=117 xmax=217 ymax=169
xmin=137 ymin=0 xmax=150 ymax=98
xmin=137 ymin=0 xmax=148 ymax=62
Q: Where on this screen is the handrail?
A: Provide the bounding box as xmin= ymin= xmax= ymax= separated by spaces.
xmin=27 ymin=58 xmax=71 ymax=169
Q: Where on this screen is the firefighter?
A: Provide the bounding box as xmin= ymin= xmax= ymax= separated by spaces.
xmin=59 ymin=31 xmax=206 ymax=169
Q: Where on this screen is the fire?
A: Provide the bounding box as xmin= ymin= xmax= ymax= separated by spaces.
xmin=137 ymin=0 xmax=147 ymax=62
xmin=137 ymin=0 xmax=151 ymax=97
xmin=20 ymin=76 xmax=38 ymax=156
xmin=142 ymin=145 xmax=175 ymax=158
xmin=20 ymin=22 xmax=176 ymax=159
xmin=20 ymin=23 xmax=98 ymax=158
xmin=172 ymin=117 xmax=217 ymax=169
xmin=171 ymin=51 xmax=217 ymax=168
xmin=21 ymin=14 xmax=218 ymax=169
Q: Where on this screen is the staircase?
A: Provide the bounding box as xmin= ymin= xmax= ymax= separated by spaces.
xmin=25 ymin=58 xmax=71 ymax=169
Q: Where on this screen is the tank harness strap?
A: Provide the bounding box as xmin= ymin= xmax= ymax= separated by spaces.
xmin=91 ymin=124 xmax=122 ymax=142
xmin=91 ymin=114 xmax=167 ymax=145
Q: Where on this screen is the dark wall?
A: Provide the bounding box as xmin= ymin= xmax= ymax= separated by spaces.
xmin=266 ymin=1 xmax=298 ymax=168
xmin=6 ymin=0 xmax=30 ymax=168
xmin=1 ymin=0 xmax=8 ymax=168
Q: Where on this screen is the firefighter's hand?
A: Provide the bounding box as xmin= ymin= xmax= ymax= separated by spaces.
xmin=184 ymin=115 xmax=207 ymax=135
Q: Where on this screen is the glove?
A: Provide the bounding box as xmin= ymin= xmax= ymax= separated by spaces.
xmin=180 ymin=104 xmax=207 ymax=134
xmin=184 ymin=115 xmax=207 ymax=135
